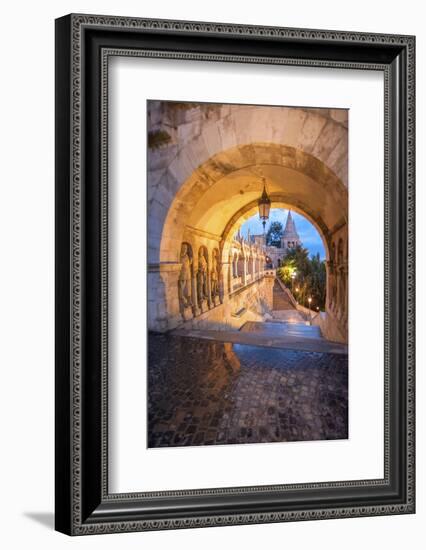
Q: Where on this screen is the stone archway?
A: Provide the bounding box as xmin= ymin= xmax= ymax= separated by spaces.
xmin=155 ymin=143 xmax=347 ymax=265
xmin=220 ymin=196 xmax=331 ymax=263
xmin=147 ymin=104 xmax=348 ymax=340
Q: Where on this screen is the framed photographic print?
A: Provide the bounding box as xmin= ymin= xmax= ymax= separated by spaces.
xmin=55 ymin=14 xmax=415 ymax=535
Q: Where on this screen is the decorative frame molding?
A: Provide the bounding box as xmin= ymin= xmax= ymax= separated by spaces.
xmin=55 ymin=13 xmax=415 ymax=535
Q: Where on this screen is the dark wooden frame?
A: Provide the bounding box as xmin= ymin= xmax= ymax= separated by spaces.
xmin=55 ymin=13 xmax=415 ymax=535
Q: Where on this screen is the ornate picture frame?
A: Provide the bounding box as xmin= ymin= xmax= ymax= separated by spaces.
xmin=55 ymin=14 xmax=415 ymax=535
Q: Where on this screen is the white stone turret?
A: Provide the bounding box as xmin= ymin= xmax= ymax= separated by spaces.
xmin=281 ymin=211 xmax=301 ymax=252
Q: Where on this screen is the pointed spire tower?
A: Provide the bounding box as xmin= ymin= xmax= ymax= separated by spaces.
xmin=281 ymin=210 xmax=302 ymax=253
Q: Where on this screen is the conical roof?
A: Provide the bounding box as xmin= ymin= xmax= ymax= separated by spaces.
xmin=283 ymin=211 xmax=300 ymax=240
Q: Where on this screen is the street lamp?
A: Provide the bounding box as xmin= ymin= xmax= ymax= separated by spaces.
xmin=308 ymin=296 xmax=312 ymax=324
xmin=291 ymin=270 xmax=297 ymax=293
xmin=258 ymin=178 xmax=271 ymax=233
xmin=294 ymin=286 xmax=299 ymax=304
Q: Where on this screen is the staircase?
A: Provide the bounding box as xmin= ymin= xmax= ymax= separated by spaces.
xmin=170 ymin=278 xmax=348 ymax=355
xmin=272 ymin=280 xmax=306 ymax=324
xmin=272 ymin=280 xmax=294 ymax=310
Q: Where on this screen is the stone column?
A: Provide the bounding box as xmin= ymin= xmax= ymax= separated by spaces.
xmin=325 ymin=260 xmax=334 ymax=311
xmin=341 ymin=263 xmax=348 ymax=324
xmin=336 ymin=265 xmax=345 ymax=321
xmin=148 ymin=263 xmax=182 ymax=331
xmin=191 ymin=272 xmax=199 ymax=316
xmin=262 ymin=270 xmax=276 ymax=310
xmin=191 ymin=257 xmax=200 ymax=317
xmin=242 ymin=254 xmax=247 ymax=286
xmin=207 ymin=264 xmax=213 ymax=308
xmin=219 ymin=261 xmax=226 ymax=304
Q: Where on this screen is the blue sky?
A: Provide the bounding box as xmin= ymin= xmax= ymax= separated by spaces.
xmin=239 ymin=208 xmax=325 ymax=260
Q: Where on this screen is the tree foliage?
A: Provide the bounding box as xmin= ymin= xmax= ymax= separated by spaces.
xmin=266 ymin=221 xmax=283 ymax=246
xmin=276 ymin=244 xmax=326 ymax=310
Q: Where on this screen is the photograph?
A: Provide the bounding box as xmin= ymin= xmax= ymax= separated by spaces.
xmin=51 ymin=10 xmax=415 ymax=538
xmin=0 ymin=0 xmax=420 ymax=546
xmin=147 ymin=100 xmax=349 ymax=448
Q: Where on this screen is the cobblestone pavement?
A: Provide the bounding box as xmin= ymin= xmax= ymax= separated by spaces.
xmin=148 ymin=333 xmax=348 ymax=448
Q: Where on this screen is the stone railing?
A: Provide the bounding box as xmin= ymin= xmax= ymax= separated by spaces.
xmin=296 ymin=303 xmax=320 ymax=324
xmin=311 ymin=311 xmax=347 ymax=344
xmin=229 ymin=268 xmax=269 ymax=296
xmin=263 ymin=268 xmax=276 ymax=277
xmin=275 ymin=277 xmax=321 ymax=323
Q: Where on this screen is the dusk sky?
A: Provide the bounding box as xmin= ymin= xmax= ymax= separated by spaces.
xmin=239 ymin=208 xmax=326 ymax=260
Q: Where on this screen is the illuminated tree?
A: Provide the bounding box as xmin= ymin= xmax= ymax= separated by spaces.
xmin=277 ymin=245 xmax=326 ymax=310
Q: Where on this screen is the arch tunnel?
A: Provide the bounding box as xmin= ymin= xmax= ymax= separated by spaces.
xmin=147 ymin=102 xmax=348 ymax=342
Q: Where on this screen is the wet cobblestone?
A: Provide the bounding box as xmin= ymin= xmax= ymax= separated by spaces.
xmin=148 ymin=333 xmax=348 ymax=448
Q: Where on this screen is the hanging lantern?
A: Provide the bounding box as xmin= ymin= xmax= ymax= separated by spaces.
xmin=258 ymin=179 xmax=271 ymax=231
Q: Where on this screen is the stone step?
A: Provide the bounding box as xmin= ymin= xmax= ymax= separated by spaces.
xmin=171 ymin=325 xmax=348 ymax=355
xmin=271 ymin=309 xmax=306 ymax=323
xmin=272 ymin=280 xmax=296 ymax=311
xmin=241 ymin=321 xmax=322 ymax=340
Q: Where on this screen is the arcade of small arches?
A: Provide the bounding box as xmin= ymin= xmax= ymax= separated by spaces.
xmin=176 ymin=233 xmax=269 ymax=317
xmin=147 ymin=102 xmax=348 ymax=343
